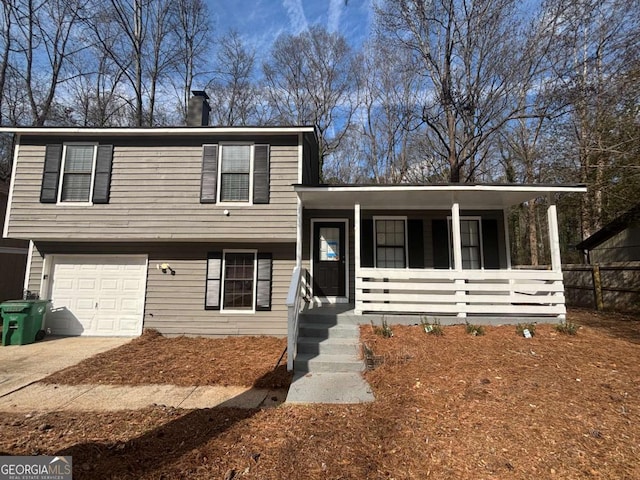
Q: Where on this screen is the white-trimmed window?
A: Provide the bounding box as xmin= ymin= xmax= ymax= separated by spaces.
xmin=219 ymin=144 xmax=252 ymax=203
xmin=222 ymin=251 xmax=256 ymax=311
xmin=448 ymin=217 xmax=483 ymax=269
xmin=59 ymin=144 xmax=97 ymax=203
xmin=205 ymin=250 xmax=272 ymax=312
xmin=374 ymin=217 xmax=407 ymax=268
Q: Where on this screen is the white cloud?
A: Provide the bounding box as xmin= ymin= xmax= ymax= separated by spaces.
xmin=328 ymin=0 xmax=344 ymax=33
xmin=282 ymin=0 xmax=309 ymax=34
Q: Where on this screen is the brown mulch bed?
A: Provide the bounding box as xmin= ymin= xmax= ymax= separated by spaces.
xmin=42 ymin=330 xmax=292 ymax=389
xmin=1 ymin=309 xmax=639 ymax=479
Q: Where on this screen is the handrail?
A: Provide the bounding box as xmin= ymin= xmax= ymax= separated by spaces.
xmin=286 ymin=266 xmax=306 ymax=371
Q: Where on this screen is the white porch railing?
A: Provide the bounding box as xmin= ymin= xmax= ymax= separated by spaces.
xmin=356 ymin=268 xmax=566 ymax=317
xmin=286 ymin=266 xmax=307 ymax=371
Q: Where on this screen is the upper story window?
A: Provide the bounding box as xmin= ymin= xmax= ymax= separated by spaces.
xmin=200 ymin=143 xmax=270 ymax=205
xmin=40 ymin=143 xmax=113 ymax=205
xmin=59 ymin=144 xmax=96 ymax=203
xmin=219 ymin=144 xmax=252 ymax=202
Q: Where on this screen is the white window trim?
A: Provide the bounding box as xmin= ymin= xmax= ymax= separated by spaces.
xmin=57 ymin=143 xmax=98 ymax=206
xmin=447 ymin=216 xmax=484 ymax=270
xmin=216 ymin=142 xmax=254 ymax=205
xmin=220 ymin=249 xmax=258 ymax=314
xmin=373 ymin=216 xmax=408 ymax=269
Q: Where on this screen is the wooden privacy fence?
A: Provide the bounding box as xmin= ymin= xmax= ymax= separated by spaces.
xmin=563 ymin=262 xmax=640 ymax=313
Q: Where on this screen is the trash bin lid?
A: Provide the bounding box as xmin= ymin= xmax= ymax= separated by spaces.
xmin=0 ymin=301 xmax=31 ymax=313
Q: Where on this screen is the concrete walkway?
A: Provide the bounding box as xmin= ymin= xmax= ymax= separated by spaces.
xmin=0 ymin=383 xmax=287 ymax=412
xmin=286 ymin=372 xmax=375 ymax=404
xmin=0 ymin=336 xmax=132 ymax=397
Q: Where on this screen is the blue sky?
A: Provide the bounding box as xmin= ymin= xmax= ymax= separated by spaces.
xmin=206 ymin=0 xmax=374 ymax=51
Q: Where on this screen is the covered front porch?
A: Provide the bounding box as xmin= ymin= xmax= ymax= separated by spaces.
xmin=294 ymin=184 xmax=586 ymax=320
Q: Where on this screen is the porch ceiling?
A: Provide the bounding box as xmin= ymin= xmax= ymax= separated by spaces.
xmin=295 ymin=184 xmax=586 ymax=210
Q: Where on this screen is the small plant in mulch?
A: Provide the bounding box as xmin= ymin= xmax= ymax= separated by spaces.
xmin=515 ymin=322 xmax=537 ymax=337
xmin=362 ymin=343 xmax=384 ymax=370
xmin=421 ymin=317 xmax=444 ymax=336
xmin=465 ymin=321 xmax=485 ymax=336
xmin=371 ymin=318 xmax=393 ymax=338
xmin=555 ymin=320 xmax=579 ymax=335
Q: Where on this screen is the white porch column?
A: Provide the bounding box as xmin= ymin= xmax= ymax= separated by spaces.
xmin=451 ymin=202 xmax=463 ymax=271
xmin=547 ymin=195 xmax=562 ymax=272
xmin=296 ymin=198 xmax=303 ymax=268
xmin=354 ymin=203 xmax=362 ymax=315
xmin=503 ymin=208 xmax=512 ymax=269
xmin=547 ymin=194 xmax=566 ymax=320
xmin=451 ymin=202 xmax=466 ymax=318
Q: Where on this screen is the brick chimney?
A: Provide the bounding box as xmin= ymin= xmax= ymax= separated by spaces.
xmin=187 ymin=90 xmax=211 ymax=126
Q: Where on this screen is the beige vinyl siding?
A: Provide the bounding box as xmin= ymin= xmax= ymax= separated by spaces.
xmin=8 ymin=139 xmax=299 ymax=241
xmin=33 ymin=241 xmax=295 ymax=337
xmin=27 ymin=243 xmax=44 ymax=295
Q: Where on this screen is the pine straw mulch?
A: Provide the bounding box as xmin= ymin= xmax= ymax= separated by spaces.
xmin=0 ymin=309 xmax=639 ymax=479
xmin=42 ymin=330 xmax=292 ymax=389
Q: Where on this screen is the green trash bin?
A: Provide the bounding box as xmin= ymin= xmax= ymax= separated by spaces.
xmin=1 ymin=300 xmax=50 ymax=346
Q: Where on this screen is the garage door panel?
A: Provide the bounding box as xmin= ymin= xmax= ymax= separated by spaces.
xmin=47 ymin=256 xmax=147 ymax=337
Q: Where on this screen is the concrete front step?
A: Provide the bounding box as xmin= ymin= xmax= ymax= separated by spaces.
xmin=294 ymin=353 xmax=364 ymax=373
xmin=298 ymin=323 xmax=359 ymax=339
xmin=297 ymin=337 xmax=360 ymax=356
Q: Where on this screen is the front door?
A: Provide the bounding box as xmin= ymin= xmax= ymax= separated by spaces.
xmin=313 ymin=221 xmax=346 ymax=298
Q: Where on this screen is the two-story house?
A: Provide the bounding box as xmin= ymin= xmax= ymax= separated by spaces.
xmin=2 ymin=93 xmax=585 ymax=344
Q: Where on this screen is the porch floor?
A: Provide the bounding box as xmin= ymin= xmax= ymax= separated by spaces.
xmin=302 ymin=303 xmax=563 ymax=326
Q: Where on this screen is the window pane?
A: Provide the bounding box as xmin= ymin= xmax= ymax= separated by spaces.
xmin=319 ymin=227 xmax=340 ymax=261
xmin=376 ymin=220 xmax=405 ymax=247
xmin=375 ymin=219 xmax=406 ymax=267
xmin=223 ymin=253 xmax=255 ymax=309
xmin=61 ymin=173 xmax=91 ymax=202
xmin=65 ymin=145 xmax=94 ymax=173
xmin=220 ymin=173 xmax=250 ymax=201
xmin=221 ymin=145 xmax=250 ymax=173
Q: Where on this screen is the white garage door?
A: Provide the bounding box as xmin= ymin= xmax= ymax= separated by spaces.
xmin=46 ymin=256 xmax=148 ymax=336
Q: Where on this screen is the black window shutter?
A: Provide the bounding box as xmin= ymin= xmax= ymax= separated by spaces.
xmin=432 ymin=219 xmax=450 ymax=269
xmin=253 ymin=144 xmax=270 ymax=204
xmin=205 ymin=252 xmax=222 ymax=310
xmin=407 ymin=219 xmax=425 ymax=268
xmin=92 ymin=144 xmax=113 ymax=204
xmin=256 ymin=252 xmax=272 ymax=311
xmin=361 ymin=219 xmax=374 ymax=268
xmin=481 ymin=218 xmax=500 ymax=269
xmin=40 ymin=144 xmax=63 ymax=203
xmin=200 ymin=144 xmax=218 ymax=203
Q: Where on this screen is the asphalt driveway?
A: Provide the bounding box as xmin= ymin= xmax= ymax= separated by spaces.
xmin=0 ymin=336 xmax=131 ymax=397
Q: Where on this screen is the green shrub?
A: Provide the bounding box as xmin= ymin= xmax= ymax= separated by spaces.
xmin=515 ymin=322 xmax=537 ymax=337
xmin=421 ymin=317 xmax=444 ymax=336
xmin=371 ymin=318 xmax=393 ymax=338
xmin=555 ymin=320 xmax=579 ymax=335
xmin=465 ymin=321 xmax=485 ymax=336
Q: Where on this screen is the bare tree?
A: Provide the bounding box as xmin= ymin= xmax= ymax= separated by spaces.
xmin=263 ymin=25 xmax=359 ymax=177
xmin=376 ymin=0 xmax=559 ymax=183
xmin=10 ymin=0 xmax=84 ymax=126
xmin=0 ymin=1 xmax=15 ymax=127
xmin=87 ymin=0 xmax=178 ymax=126
xmin=549 ymin=0 xmax=640 ymax=238
xmin=357 ymin=38 xmax=425 ymax=183
xmin=172 ymin=0 xmax=210 ymax=124
xmin=208 ymin=31 xmax=257 ymax=126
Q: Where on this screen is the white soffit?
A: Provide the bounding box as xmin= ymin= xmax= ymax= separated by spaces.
xmin=295 ymin=185 xmax=586 ymax=210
